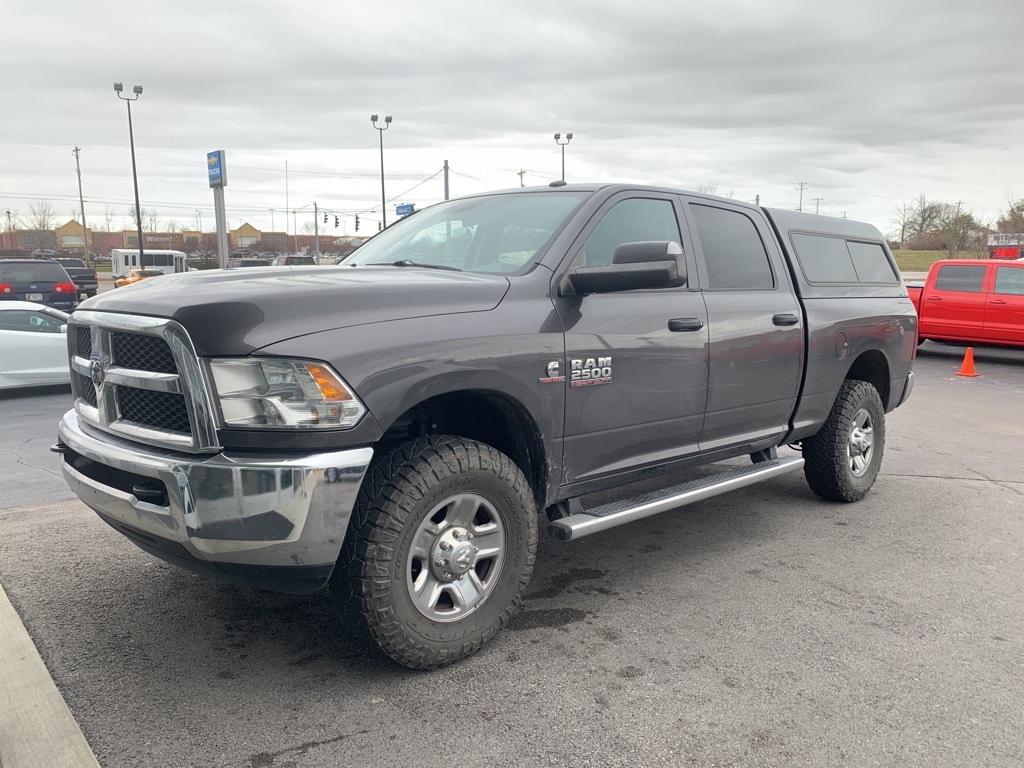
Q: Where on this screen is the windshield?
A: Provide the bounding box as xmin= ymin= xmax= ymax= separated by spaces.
xmin=344 ymin=191 xmax=587 ymax=274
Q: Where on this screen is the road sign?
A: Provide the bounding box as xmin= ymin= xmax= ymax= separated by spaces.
xmin=396 ymin=203 xmax=415 ymax=217
xmin=207 ymin=151 xmax=227 ymax=188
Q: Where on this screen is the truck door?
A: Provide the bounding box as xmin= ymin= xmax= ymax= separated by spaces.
xmin=921 ymin=264 xmax=988 ymax=338
xmin=554 ymin=193 xmax=709 ymax=485
xmin=683 ymin=200 xmax=803 ymax=451
xmin=982 ymin=265 xmax=1024 ymax=344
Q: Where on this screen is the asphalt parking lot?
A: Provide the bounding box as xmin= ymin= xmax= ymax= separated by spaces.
xmin=1 ymin=341 xmax=1022 ymax=768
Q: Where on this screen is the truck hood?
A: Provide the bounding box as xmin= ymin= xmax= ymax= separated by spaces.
xmin=79 ymin=266 xmax=511 ymax=355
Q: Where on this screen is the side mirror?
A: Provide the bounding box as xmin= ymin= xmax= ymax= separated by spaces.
xmin=564 ymin=241 xmax=686 ymax=295
xmin=60 ymin=325 xmax=68 ymax=334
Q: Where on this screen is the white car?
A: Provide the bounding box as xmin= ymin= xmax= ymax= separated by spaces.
xmin=0 ymin=301 xmax=71 ymax=389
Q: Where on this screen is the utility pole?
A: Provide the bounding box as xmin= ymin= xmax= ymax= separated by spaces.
xmin=314 ymin=202 xmax=320 ymax=265
xmin=285 ymin=161 xmax=291 ymax=251
xmin=5 ymin=210 xmax=14 ymax=252
xmin=444 ymin=159 xmax=450 ymax=201
xmin=517 ymin=169 xmax=526 ymax=187
xmin=72 ymin=146 xmax=91 ymax=265
xmin=796 ymin=181 xmax=807 ymax=212
xmin=292 ymin=210 xmax=298 ymax=252
xmin=812 ymin=197 xmax=824 ymax=215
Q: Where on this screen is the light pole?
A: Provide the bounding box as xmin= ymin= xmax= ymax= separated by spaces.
xmin=554 ymin=132 xmax=573 ymax=182
xmin=371 ymin=114 xmax=392 ymax=228
xmin=114 ymin=82 xmax=144 ymax=264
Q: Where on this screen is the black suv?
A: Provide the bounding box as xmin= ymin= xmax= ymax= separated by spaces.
xmin=0 ymin=259 xmax=79 ymax=311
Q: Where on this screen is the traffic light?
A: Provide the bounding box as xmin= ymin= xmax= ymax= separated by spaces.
xmin=355 ymin=215 xmax=360 ymax=232
xmin=334 ymin=216 xmax=339 ymax=228
xmin=323 ymin=212 xmax=328 ymax=224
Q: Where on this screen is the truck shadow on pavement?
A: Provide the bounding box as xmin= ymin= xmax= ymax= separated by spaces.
xmin=54 ymin=470 xmax=824 ymax=680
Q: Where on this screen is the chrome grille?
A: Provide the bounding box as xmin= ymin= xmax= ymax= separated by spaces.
xmin=77 ymin=373 xmax=98 ymax=407
xmin=117 ymin=388 xmax=192 ymax=433
xmin=112 ymin=333 xmax=176 ymax=373
xmin=67 ymin=310 xmax=220 ymax=453
xmin=76 ymin=328 xmax=92 ymax=358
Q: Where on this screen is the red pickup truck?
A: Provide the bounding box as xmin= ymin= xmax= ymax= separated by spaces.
xmin=908 ymin=259 xmax=1024 ymax=347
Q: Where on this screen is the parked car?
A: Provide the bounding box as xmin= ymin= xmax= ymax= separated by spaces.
xmin=907 ymin=259 xmax=1024 ymax=347
xmin=0 ymin=258 xmax=79 ymax=311
xmin=270 ymin=254 xmax=317 ymax=266
xmin=226 ymin=258 xmax=271 ymax=269
xmin=0 ymin=301 xmax=71 ymax=389
xmin=114 ymin=269 xmax=165 ymax=289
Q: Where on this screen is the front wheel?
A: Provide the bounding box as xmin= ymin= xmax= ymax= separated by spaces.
xmin=803 ymin=380 xmax=885 ymax=502
xmin=333 ymin=436 xmax=537 ymax=669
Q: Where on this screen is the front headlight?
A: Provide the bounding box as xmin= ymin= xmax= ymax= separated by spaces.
xmin=208 ymin=358 xmax=366 ymax=430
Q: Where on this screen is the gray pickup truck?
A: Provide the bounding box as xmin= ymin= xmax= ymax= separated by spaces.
xmin=55 ymin=184 xmax=917 ymax=668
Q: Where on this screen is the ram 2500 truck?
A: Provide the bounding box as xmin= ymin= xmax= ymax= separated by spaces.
xmin=907 ymin=258 xmax=1024 ymax=347
xmin=55 ymin=184 xmax=917 ymax=669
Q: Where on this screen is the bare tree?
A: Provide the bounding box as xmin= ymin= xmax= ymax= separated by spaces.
xmin=191 ymin=211 xmax=203 ymax=232
xmin=166 ymin=219 xmax=181 ymax=233
xmin=891 ymin=200 xmax=915 ymax=249
xmin=128 ymin=206 xmax=158 ymax=232
xmin=996 ymin=196 xmax=1024 ymax=235
xmin=937 ymin=202 xmax=981 ymax=259
xmin=696 ymin=182 xmax=719 ymax=195
xmin=103 ymin=206 xmax=116 ymax=231
xmin=910 ymin=194 xmax=942 ymax=237
xmin=29 ymin=201 xmax=57 ymax=232
xmin=28 ymin=201 xmax=57 ymax=250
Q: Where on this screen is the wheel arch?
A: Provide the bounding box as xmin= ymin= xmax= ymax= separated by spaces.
xmin=376 ymin=389 xmax=549 ymax=510
xmin=844 ymin=348 xmax=892 ymax=408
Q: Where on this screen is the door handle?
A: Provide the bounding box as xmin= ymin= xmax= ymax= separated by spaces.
xmin=772 ymin=313 xmax=800 ymax=326
xmin=990 ymin=300 xmax=1007 ymax=305
xmin=926 ymin=296 xmax=942 ymax=301
xmin=668 ymin=318 xmax=704 ymax=332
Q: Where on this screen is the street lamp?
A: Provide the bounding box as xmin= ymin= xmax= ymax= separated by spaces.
xmin=371 ymin=114 xmax=392 ymax=228
xmin=114 ymin=82 xmax=145 ymax=264
xmin=554 ymin=132 xmax=573 ymax=182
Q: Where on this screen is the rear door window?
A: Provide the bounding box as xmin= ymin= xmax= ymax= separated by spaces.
xmin=994 ymin=267 xmax=1024 ymax=295
xmin=935 ymin=265 xmax=986 ymax=293
xmin=690 ymin=204 xmax=775 ymax=290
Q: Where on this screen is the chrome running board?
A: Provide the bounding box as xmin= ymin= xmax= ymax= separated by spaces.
xmin=548 ymin=456 xmax=804 ymax=541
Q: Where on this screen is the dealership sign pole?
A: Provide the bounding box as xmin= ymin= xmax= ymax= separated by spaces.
xmin=208 ymin=150 xmax=229 ymax=269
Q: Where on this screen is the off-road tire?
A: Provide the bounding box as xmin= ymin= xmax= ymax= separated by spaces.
xmin=331 ymin=436 xmax=537 ymax=669
xmin=803 ymin=379 xmax=885 ymax=502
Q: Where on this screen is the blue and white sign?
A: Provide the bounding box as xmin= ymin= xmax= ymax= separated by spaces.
xmin=396 ymin=203 xmax=415 ymax=217
xmin=207 ymin=150 xmax=227 ymax=188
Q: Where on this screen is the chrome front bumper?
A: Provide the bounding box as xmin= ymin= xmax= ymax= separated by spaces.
xmin=57 ymin=409 xmax=373 ymax=593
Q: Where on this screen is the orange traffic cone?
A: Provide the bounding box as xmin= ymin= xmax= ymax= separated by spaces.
xmin=956 ymin=347 xmax=979 ymax=377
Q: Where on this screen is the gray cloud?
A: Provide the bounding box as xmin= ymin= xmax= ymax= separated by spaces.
xmin=1 ymin=0 xmax=1021 ymax=234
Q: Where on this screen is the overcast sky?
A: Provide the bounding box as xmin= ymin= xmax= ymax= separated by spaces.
xmin=2 ymin=0 xmax=1021 ymax=240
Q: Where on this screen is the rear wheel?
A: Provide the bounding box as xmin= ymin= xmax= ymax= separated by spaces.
xmin=333 ymin=436 xmax=537 ymax=669
xmin=803 ymin=380 xmax=885 ymax=502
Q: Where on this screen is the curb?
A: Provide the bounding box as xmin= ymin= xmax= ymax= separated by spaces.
xmin=0 ymin=583 xmax=101 ymax=768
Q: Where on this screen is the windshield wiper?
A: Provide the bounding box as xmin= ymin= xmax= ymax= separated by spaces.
xmin=365 ymin=260 xmax=462 ymax=271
